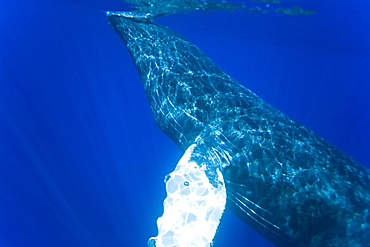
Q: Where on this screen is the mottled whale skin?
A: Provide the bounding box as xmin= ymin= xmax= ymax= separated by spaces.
xmin=107 ymin=12 xmax=370 ymax=247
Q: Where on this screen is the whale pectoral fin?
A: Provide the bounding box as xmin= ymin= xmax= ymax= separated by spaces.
xmin=148 ymin=144 xmax=227 ymax=247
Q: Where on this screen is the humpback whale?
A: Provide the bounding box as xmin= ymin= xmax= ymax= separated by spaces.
xmin=107 ymin=11 xmax=370 ymax=247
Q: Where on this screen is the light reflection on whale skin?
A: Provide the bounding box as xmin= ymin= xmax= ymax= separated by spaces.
xmin=107 ymin=12 xmax=370 ymax=247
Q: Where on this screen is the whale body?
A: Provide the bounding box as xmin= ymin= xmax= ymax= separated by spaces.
xmin=107 ymin=12 xmax=370 ymax=247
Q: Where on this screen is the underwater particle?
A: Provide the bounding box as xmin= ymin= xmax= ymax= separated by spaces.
xmin=276 ymin=6 xmax=316 ymax=15
xmin=184 ymin=181 xmax=190 ymax=186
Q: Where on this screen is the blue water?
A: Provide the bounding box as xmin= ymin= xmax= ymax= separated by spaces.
xmin=1 ymin=0 xmax=369 ymax=246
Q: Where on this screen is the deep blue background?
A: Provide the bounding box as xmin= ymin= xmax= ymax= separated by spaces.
xmin=0 ymin=0 xmax=369 ymax=246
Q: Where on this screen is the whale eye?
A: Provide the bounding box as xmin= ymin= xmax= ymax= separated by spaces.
xmin=184 ymin=181 xmax=189 ymax=186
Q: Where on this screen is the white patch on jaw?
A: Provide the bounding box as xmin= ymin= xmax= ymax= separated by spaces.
xmin=148 ymin=144 xmax=227 ymax=247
